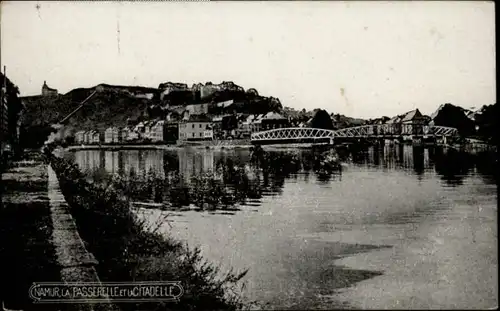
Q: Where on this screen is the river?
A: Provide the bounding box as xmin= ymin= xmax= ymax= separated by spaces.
xmin=64 ymin=145 xmax=498 ymax=309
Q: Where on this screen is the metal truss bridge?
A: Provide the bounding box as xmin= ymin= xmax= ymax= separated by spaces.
xmin=251 ymin=124 xmax=458 ymax=144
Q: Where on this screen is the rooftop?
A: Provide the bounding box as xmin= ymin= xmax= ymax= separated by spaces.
xmin=401 ymin=109 xmax=423 ymax=122
xmin=262 ymin=111 xmax=286 ymax=120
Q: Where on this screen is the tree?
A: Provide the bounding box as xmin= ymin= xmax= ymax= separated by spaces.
xmin=246 ymin=88 xmax=259 ymax=97
xmin=433 ymin=104 xmax=475 ymax=137
xmin=221 ymin=115 xmax=238 ymax=131
xmin=310 ymin=109 xmax=334 ymax=130
xmin=475 ymin=103 xmax=498 ymax=143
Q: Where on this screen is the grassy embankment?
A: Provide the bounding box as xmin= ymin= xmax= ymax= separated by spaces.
xmin=0 ymin=151 xmax=62 ymax=311
xmin=45 ymin=151 xmax=251 ymax=311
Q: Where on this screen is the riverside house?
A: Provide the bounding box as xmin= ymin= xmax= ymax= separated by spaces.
xmin=83 ymin=131 xmax=89 ymax=144
xmin=237 ymin=115 xmax=257 ymax=138
xmin=125 ymin=127 xmax=140 ymax=142
xmin=85 ymin=130 xmax=101 ymax=145
xmin=149 ymin=120 xmax=167 ymax=143
xmin=120 ymin=127 xmax=130 ymax=142
xmin=134 ymin=122 xmax=146 ymax=139
xmin=75 ymin=130 xmax=85 ymax=144
xmin=178 ymin=115 xmax=213 ymax=141
xmin=104 ymin=127 xmax=120 ymax=144
xmin=400 ymin=109 xmax=426 ymax=138
xmin=250 ymin=114 xmax=265 ymax=133
xmin=385 ymin=115 xmax=403 ymax=135
xmin=259 ymin=112 xmax=289 ymax=131
xmin=94 ymin=131 xmax=103 ymax=144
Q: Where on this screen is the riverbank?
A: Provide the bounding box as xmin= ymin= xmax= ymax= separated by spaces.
xmin=65 ymin=141 xmax=254 ymax=152
xmin=46 ymin=151 xmax=251 ymax=310
xmin=0 ymin=152 xmax=61 ymax=311
xmin=63 ymin=138 xmax=497 ymax=155
xmin=65 ymin=144 xmax=179 ymax=151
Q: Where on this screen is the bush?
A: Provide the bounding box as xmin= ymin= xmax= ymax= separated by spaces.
xmin=44 ymin=153 xmax=249 ymax=310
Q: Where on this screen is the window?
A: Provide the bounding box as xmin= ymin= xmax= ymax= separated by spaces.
xmin=192 ymin=124 xmax=195 ymax=129
xmin=199 ymin=124 xmax=202 ymax=128
xmin=192 ymin=133 xmax=195 ymax=137
xmin=199 ymin=132 xmax=203 ymax=137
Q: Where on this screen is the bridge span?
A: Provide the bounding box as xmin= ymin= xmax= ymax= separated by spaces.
xmin=250 ymin=124 xmax=458 ymax=144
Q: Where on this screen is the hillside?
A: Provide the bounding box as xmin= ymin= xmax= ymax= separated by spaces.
xmin=20 ymin=85 xmax=157 ymax=147
xmin=21 ymin=86 xmax=152 ymax=130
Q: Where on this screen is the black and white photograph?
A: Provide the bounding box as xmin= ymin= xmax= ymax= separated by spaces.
xmin=0 ymin=1 xmax=497 ymax=310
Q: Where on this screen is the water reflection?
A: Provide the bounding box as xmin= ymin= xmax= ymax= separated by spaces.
xmin=66 ymin=145 xmax=497 ymax=210
xmin=431 ymin=148 xmax=476 ymax=187
xmin=64 ymin=145 xmax=498 ymax=309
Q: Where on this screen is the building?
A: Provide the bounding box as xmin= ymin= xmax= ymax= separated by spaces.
xmin=75 ymin=131 xmax=85 ymax=144
xmin=199 ymin=83 xmax=220 ymax=99
xmin=216 ymin=99 xmax=234 ymax=109
xmin=42 ymin=81 xmax=58 ymax=96
xmin=82 ymin=131 xmax=88 ymax=144
xmin=1 ymin=84 xmax=9 ymax=149
xmin=250 ymin=114 xmax=265 ymax=133
xmin=104 ymin=127 xmax=119 ymax=144
xmin=113 ymin=129 xmax=122 ymax=143
xmin=120 ymin=127 xmax=130 ymax=142
xmin=134 ymin=122 xmax=146 ymax=139
xmin=149 ymin=120 xmax=167 ymax=143
xmin=385 ymin=115 xmax=403 ymax=135
xmin=400 ymin=109 xmax=426 ymax=137
xmin=213 ymin=114 xmax=239 ymax=139
xmin=237 ymin=115 xmax=256 ymax=138
xmin=178 ymin=115 xmax=213 ymax=141
xmin=84 ymin=131 xmax=93 ymax=144
xmin=158 ymin=82 xmax=189 ymax=100
xmin=123 ymin=127 xmax=140 ymax=142
xmin=143 ymin=121 xmax=153 ymax=141
xmin=259 ymin=112 xmax=289 ymax=131
xmin=91 ymin=130 xmax=101 ymax=144
xmin=212 ymin=115 xmax=225 ymax=139
xmin=185 ymin=103 xmax=210 ymax=115
xmin=1 ymin=71 xmax=23 ymax=155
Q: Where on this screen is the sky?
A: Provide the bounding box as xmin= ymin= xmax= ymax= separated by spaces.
xmin=1 ymin=1 xmax=496 ymax=119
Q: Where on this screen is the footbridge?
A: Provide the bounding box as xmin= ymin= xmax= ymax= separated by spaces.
xmin=250 ymin=124 xmax=458 ymax=144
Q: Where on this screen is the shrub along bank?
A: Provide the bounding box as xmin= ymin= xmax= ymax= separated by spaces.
xmin=44 ymin=150 xmax=249 ymax=311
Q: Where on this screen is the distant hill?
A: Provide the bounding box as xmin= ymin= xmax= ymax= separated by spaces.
xmin=19 ymin=84 xmax=158 ymax=147
xmin=21 ymin=84 xmax=155 ymax=130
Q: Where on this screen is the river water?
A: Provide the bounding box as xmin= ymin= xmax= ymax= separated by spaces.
xmin=65 ymin=145 xmax=498 ymax=309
